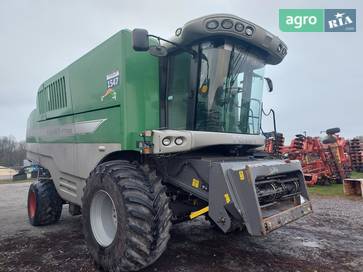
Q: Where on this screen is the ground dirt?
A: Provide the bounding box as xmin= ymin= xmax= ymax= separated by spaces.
xmin=0 ymin=183 xmax=362 ymax=272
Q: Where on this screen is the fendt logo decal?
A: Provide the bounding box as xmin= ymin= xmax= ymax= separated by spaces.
xmin=101 ymin=70 xmax=119 ymax=101
xmin=279 ymin=9 xmax=356 ymax=32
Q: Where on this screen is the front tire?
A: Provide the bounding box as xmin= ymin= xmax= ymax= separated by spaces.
xmin=82 ymin=160 xmax=172 ymax=271
xmin=27 ymin=179 xmax=63 ymax=226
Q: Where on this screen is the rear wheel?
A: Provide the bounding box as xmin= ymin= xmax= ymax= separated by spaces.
xmin=27 ymin=180 xmax=63 ymax=226
xmin=82 ymin=160 xmax=172 ymax=271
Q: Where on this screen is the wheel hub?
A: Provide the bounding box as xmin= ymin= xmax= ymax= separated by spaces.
xmin=90 ymin=190 xmax=118 ymax=247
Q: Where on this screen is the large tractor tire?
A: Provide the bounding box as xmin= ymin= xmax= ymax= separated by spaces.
xmin=326 ymin=127 xmax=340 ymax=135
xmin=27 ymin=180 xmax=63 ymax=226
xmin=82 ymin=160 xmax=172 ymax=272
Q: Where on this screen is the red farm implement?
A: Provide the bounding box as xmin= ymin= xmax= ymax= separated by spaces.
xmin=265 ymin=128 xmax=351 ymax=186
xmin=348 ymin=138 xmax=363 ymax=172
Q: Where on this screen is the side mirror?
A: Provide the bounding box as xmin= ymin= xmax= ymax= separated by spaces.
xmin=132 ymin=29 xmax=150 ymax=51
xmin=264 ymin=77 xmax=273 ymax=92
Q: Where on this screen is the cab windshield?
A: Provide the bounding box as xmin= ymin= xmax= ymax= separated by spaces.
xmin=166 ymin=40 xmax=266 ymax=134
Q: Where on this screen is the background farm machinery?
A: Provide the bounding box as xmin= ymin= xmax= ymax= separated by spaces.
xmin=264 ymin=128 xmax=362 ymax=186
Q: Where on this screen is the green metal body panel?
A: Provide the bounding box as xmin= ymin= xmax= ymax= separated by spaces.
xmin=27 ymin=30 xmax=160 ymax=150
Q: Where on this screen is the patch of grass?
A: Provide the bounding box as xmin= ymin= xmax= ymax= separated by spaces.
xmin=350 ymin=171 xmax=363 ymax=179
xmin=0 ymin=179 xmax=32 ymax=185
xmin=308 ymin=183 xmax=344 ymax=197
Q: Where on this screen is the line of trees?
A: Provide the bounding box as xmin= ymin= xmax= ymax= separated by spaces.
xmin=0 ymin=136 xmax=26 ymax=168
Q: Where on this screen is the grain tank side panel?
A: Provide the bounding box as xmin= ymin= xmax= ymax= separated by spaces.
xmin=67 ymin=29 xmax=160 ymax=150
xmin=26 ymin=30 xmax=160 ymax=205
xmin=68 ymin=32 xmax=122 ymax=116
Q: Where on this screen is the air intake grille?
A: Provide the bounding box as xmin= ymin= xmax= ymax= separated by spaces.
xmin=38 ymin=76 xmax=67 ymax=113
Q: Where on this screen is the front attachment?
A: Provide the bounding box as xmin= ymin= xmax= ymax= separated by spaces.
xmin=208 ymin=160 xmax=312 ymax=235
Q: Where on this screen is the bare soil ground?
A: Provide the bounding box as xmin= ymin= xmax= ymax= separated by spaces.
xmin=0 ymin=183 xmax=363 ymax=272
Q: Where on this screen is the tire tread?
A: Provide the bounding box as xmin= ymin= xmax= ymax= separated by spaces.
xmin=82 ymin=160 xmax=172 ymax=271
xmin=28 ymin=180 xmax=63 ymax=226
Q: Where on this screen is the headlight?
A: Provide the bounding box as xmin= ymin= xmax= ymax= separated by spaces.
xmin=175 ymin=137 xmax=183 ymax=145
xmin=206 ymin=20 xmax=219 ymax=30
xmin=162 ymin=137 xmax=171 ymax=146
xmin=175 ymin=27 xmax=182 ymax=36
xmin=221 ymin=19 xmax=233 ymax=29
xmin=245 ymin=26 xmax=254 ymax=36
xmin=235 ymin=22 xmax=244 ymax=32
xmin=277 ymin=44 xmax=283 ymax=52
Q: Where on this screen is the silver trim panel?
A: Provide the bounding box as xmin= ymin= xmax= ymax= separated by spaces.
xmin=26 ymin=142 xmax=121 ymax=206
xmin=152 ymin=130 xmax=264 ymax=154
xmin=27 ymin=119 xmax=107 ymax=138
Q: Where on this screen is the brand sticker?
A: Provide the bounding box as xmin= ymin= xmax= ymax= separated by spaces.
xmin=106 ymin=70 xmax=120 ymax=88
xmin=101 ymin=70 xmax=119 ymax=101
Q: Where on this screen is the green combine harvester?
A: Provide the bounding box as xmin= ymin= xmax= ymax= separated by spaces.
xmin=26 ymin=14 xmax=312 ymax=271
